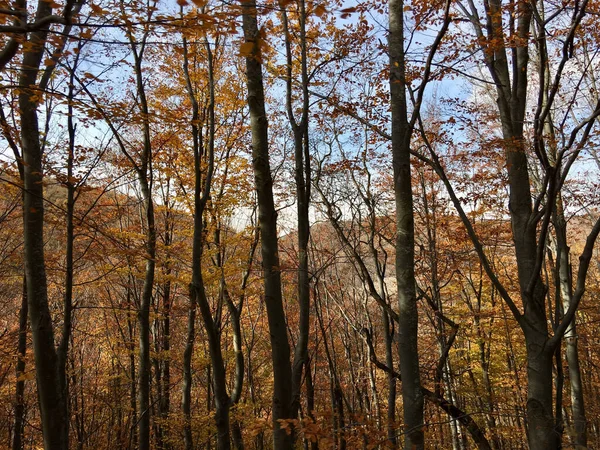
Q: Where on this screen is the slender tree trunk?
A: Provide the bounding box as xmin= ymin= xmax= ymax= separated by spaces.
xmin=12 ymin=277 xmax=27 ymax=450
xmin=383 ymin=311 xmax=397 ymax=447
xmin=280 ymin=0 xmax=312 ymax=421
xmin=56 ymin=58 xmax=79 ymax=444
xmin=553 ymin=205 xmax=587 ymax=447
xmin=241 ymin=2 xmax=293 ymax=447
xmin=159 ymin=270 xmax=172 ymax=449
xmin=182 ymin=299 xmax=196 ymax=450
xmin=224 ymin=288 xmax=245 ymax=450
xmin=389 ymin=0 xmax=424 ymax=446
xmin=128 ymin=37 xmax=157 ymax=450
xmin=305 ymin=357 xmax=318 ymax=450
xmin=137 ymin=170 xmax=155 ymax=450
xmin=117 ymin=6 xmax=159 ymax=448
xmin=182 ymin=32 xmax=230 ymax=449
xmin=127 ymin=291 xmax=138 ymax=450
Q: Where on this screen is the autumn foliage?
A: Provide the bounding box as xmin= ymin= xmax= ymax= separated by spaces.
xmin=1 ymin=0 xmax=600 ymax=449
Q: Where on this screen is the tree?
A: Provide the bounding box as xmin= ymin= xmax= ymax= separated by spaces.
xmin=240 ymin=1 xmax=294 ymax=446
xmin=8 ymin=0 xmax=82 ymax=447
xmin=450 ymin=0 xmax=600 ymax=446
xmin=388 ymin=0 xmax=450 ymax=445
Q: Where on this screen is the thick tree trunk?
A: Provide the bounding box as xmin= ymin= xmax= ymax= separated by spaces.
xmin=389 ymin=0 xmax=424 ymax=447
xmin=474 ymin=0 xmax=560 ymax=445
xmin=241 ymin=2 xmax=293 ymax=447
xmin=523 ymin=328 xmax=559 ymax=449
xmin=20 ymin=16 xmax=69 ymax=445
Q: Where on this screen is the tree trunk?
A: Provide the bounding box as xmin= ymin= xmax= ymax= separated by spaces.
xmin=127 ymin=291 xmax=137 ymax=450
xmin=182 ymin=32 xmax=231 ymax=449
xmin=523 ymin=328 xmax=559 ymax=449
xmin=12 ymin=277 xmax=27 ymax=450
xmin=470 ymin=0 xmax=559 ymax=445
xmin=137 ymin=170 xmax=156 ymax=450
xmin=20 ymin=10 xmax=69 ymax=444
xmin=383 ymin=311 xmax=397 ymax=447
xmin=553 ymin=205 xmax=587 ymax=447
xmin=182 ymin=299 xmax=196 ymax=450
xmin=241 ymin=2 xmax=293 ymax=447
xmin=389 ymin=0 xmax=424 ymax=447
xmin=159 ymin=274 xmax=172 ymax=449
xmin=280 ymin=0 xmax=312 ymax=421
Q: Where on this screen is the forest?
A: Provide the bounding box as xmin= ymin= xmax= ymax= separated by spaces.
xmin=0 ymin=0 xmax=600 ymax=448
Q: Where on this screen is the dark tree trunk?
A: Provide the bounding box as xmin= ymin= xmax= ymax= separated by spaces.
xmin=182 ymin=33 xmax=231 ymax=449
xmin=12 ymin=277 xmax=27 ymax=450
xmin=280 ymin=0 xmax=312 ymax=422
xmin=20 ymin=8 xmax=69 ymax=443
xmin=182 ymin=299 xmax=196 ymax=450
xmin=389 ymin=0 xmax=424 ymax=446
xmin=241 ymin=2 xmax=293 ymax=447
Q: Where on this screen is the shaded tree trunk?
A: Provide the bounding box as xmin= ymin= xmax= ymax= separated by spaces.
xmin=388 ymin=0 xmax=424 ymax=446
xmin=241 ymin=1 xmax=293 ymax=447
xmin=182 ymin=298 xmax=196 ymax=450
xmin=553 ymin=202 xmax=587 ymax=447
xmin=20 ymin=8 xmax=69 ymax=444
xmin=12 ymin=277 xmax=27 ymax=450
xmin=280 ymin=0 xmax=312 ymax=422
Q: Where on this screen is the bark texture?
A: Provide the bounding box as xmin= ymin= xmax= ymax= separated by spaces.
xmin=241 ymin=2 xmax=293 ymax=446
xmin=388 ymin=0 xmax=424 ymax=446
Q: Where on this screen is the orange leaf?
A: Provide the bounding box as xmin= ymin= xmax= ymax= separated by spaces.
xmin=340 ymin=6 xmax=357 ymax=18
xmin=80 ymin=28 xmax=93 ymax=39
xmin=90 ymin=3 xmax=103 ymax=14
xmin=239 ymin=41 xmax=255 ymax=57
xmin=314 ymin=4 xmax=326 ymax=17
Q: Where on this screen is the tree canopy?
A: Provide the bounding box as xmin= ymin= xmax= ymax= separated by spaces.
xmin=1 ymin=0 xmax=600 ymax=448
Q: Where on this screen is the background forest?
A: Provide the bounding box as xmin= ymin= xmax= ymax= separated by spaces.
xmin=1 ymin=0 xmax=600 ymax=448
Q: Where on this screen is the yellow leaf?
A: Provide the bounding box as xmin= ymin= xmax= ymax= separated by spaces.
xmin=314 ymin=4 xmax=326 ymax=17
